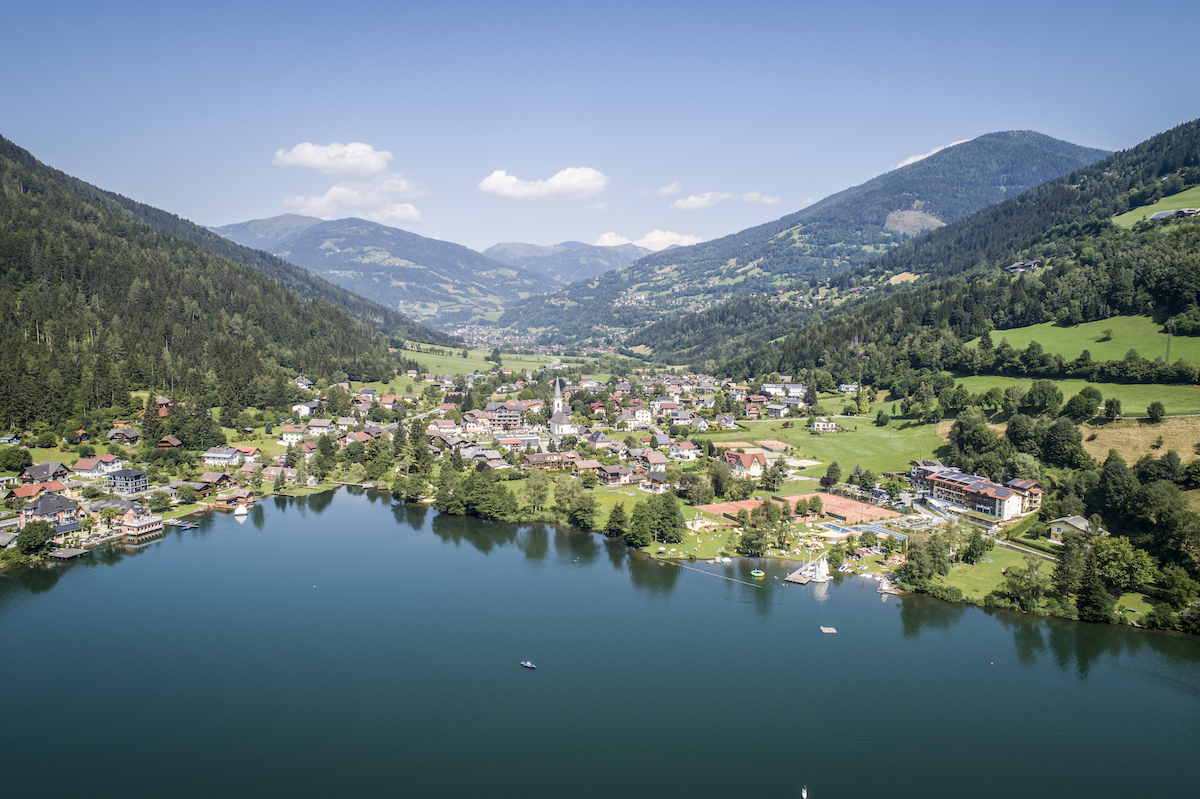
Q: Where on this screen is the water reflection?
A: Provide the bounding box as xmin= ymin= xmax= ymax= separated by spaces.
xmin=896 ymin=594 xmax=967 ymax=639
xmin=516 ymin=526 xmax=550 ymax=564
xmin=553 ymin=528 xmax=600 ymax=565
xmin=249 ymin=504 xmax=266 ymax=529
xmin=604 ymin=538 xmax=629 ymax=570
xmin=628 ymin=554 xmax=681 ymax=596
xmin=430 ymin=512 xmax=519 ymax=554
xmin=391 ymin=501 xmax=429 ymax=530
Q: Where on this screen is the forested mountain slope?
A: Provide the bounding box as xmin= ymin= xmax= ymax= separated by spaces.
xmin=214 ymin=215 xmax=556 ymax=328
xmin=499 ymin=132 xmax=1109 ymax=338
xmin=0 ymin=135 xmax=411 ymax=429
xmin=719 ymin=118 xmax=1200 ymax=387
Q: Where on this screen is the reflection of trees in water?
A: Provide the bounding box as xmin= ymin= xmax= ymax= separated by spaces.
xmin=628 ymin=554 xmax=681 ymax=597
xmin=735 ymin=560 xmax=775 ymax=616
xmin=250 ymin=504 xmax=266 ymax=530
xmin=273 ymin=495 xmax=289 ymax=512
xmin=430 ymin=512 xmax=519 ymax=555
xmin=554 ymin=528 xmax=600 ymax=565
xmin=997 ymin=615 xmax=1047 ymax=666
xmin=517 ymin=526 xmax=550 ymax=563
xmin=897 ymin=594 xmax=966 ymax=639
xmin=391 ymin=501 xmax=429 ymax=531
xmin=8 ymin=564 xmax=63 ymax=594
xmin=307 ymin=490 xmax=335 ymax=514
xmin=604 ymin=538 xmax=629 ymax=570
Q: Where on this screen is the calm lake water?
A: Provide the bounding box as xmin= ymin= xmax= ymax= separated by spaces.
xmin=3 ymin=487 xmax=1198 ymax=798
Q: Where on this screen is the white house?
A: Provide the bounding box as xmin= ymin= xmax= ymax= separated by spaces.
xmin=202 ymin=446 xmax=244 ymax=468
xmin=669 ymin=441 xmax=698 ymax=461
xmin=811 ymin=417 xmax=836 ymax=433
xmin=1049 ymin=515 xmax=1089 ymax=544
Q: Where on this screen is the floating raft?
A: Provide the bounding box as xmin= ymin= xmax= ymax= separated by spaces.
xmin=820 ymin=626 xmax=837 ymax=634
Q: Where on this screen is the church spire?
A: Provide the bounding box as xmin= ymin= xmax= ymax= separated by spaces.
xmin=553 ymin=378 xmax=564 ymax=415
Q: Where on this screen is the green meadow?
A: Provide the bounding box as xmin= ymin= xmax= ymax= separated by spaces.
xmin=1112 ymin=184 xmax=1200 ymax=228
xmin=967 ymin=315 xmax=1199 ymax=364
xmin=947 ymin=375 xmax=1200 ymax=415
xmin=697 ymin=417 xmax=947 ymax=477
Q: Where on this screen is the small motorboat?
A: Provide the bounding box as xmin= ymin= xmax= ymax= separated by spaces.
xmin=750 ymin=569 xmax=765 ymax=578
xmin=233 ymin=504 xmax=249 ymax=516
xmin=802 ymin=786 xmax=808 ymax=799
xmin=520 ymin=661 xmax=537 ymax=670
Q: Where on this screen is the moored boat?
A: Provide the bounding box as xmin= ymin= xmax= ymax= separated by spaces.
xmin=520 ymin=661 xmax=536 ymax=670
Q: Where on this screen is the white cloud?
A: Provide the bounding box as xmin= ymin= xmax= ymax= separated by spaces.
xmin=670 ymin=191 xmax=739 ymax=210
xmin=582 ymin=202 xmax=608 ymax=211
xmin=273 ymin=142 xmax=393 ymax=181
xmin=894 ymin=138 xmax=973 ymax=169
xmin=478 ymin=167 xmax=608 ymax=200
xmin=283 ymin=183 xmax=421 ymax=223
xmin=274 ymin=140 xmax=426 ymax=224
xmin=742 ymin=192 xmax=781 ymax=205
xmin=594 ymin=229 xmax=704 ymax=251
xmin=595 ymin=232 xmax=630 ymax=247
xmin=670 ymin=190 xmax=780 ymax=210
xmin=655 ymin=182 xmax=681 ymax=198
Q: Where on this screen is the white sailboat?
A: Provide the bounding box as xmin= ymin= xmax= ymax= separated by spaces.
xmin=811 ymin=556 xmax=831 ymax=582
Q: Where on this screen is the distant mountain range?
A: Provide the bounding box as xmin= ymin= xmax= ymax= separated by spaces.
xmin=211 ymin=216 xmax=555 ymax=329
xmin=483 ymin=240 xmax=653 ymax=284
xmin=498 ymin=131 xmax=1112 ymax=337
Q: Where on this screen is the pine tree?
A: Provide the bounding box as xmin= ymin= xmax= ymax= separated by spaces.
xmin=1077 ymin=553 xmax=1115 ymax=623
xmin=604 ymin=503 xmax=627 ymax=538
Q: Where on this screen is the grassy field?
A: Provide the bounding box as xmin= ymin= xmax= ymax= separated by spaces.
xmin=948 ymin=375 xmax=1200 ymax=415
xmin=965 ymin=315 xmax=1199 ymax=365
xmin=697 ymin=417 xmax=947 ymax=477
xmin=1080 ymin=416 xmax=1200 ymax=463
xmin=393 ymin=347 xmax=557 ymax=378
xmin=1112 ymin=185 xmax=1200 ymax=228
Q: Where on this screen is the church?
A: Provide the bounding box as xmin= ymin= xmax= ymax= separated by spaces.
xmin=548 ymin=378 xmax=579 ymax=439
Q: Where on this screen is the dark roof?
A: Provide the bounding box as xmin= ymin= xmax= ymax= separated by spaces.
xmin=109 ymin=469 xmax=146 ymax=479
xmin=24 ymin=492 xmax=77 ymax=516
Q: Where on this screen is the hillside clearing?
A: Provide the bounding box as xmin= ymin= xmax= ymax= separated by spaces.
xmin=965 ymin=315 xmax=1200 ymax=365
xmin=1112 ymin=184 xmax=1200 ymax=228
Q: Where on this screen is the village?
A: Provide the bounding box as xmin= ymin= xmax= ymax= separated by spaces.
xmin=1 ymin=362 xmax=1071 ymax=594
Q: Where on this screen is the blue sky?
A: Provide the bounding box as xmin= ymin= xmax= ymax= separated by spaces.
xmin=6 ymin=0 xmax=1198 ymax=252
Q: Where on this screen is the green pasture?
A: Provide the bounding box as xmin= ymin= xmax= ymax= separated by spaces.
xmin=698 ymin=417 xmax=947 ymax=477
xmin=947 ymin=375 xmax=1200 ymax=415
xmin=966 ymin=315 xmax=1198 ymax=364
xmin=1112 ymin=185 xmax=1200 ymax=228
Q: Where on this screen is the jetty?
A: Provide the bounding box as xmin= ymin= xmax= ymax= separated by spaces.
xmin=48 ymin=547 xmax=88 ymax=560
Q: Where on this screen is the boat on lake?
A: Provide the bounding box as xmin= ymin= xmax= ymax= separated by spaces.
xmin=519 ymin=661 xmax=536 ymax=670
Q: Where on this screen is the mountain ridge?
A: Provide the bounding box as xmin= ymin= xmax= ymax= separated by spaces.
xmin=483 ymin=240 xmax=653 ymax=284
xmin=497 ymin=131 xmax=1111 ymax=338
xmin=213 ymin=215 xmax=556 ymax=328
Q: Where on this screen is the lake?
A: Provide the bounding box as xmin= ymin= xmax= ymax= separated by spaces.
xmin=2 ymin=487 xmax=1198 ymax=798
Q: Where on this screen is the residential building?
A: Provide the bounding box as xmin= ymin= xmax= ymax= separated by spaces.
xmin=19 ymin=462 xmax=69 ymax=484
xmin=722 ymin=451 xmax=766 ymax=479
xmin=811 ymin=417 xmax=836 ymax=433
xmin=926 ymin=470 xmax=1024 ymax=522
xmin=280 ymin=424 xmax=307 ymax=445
xmin=1049 ymin=515 xmax=1089 ymax=544
xmin=72 ymin=454 xmax=123 ymax=479
xmin=108 ymin=469 xmax=149 ymax=495
xmin=19 ymin=493 xmax=79 ymax=531
xmin=202 ymin=446 xmax=244 ymax=467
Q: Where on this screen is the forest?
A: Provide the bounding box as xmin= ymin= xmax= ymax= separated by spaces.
xmin=0 ymin=137 xmax=421 ymax=430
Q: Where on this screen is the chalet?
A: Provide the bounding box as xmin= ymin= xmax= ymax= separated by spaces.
xmin=292 ymin=401 xmax=320 ymax=418
xmin=307 ymin=418 xmax=335 ymax=435
xmin=744 ymin=403 xmax=761 ymax=419
xmin=9 ymin=481 xmax=69 ymax=501
xmin=723 ymin=450 xmax=766 ymax=479
xmin=339 ymin=431 xmax=372 ymax=450
xmin=157 ymin=435 xmax=183 ymax=449
xmin=294 ymin=376 xmax=315 ymax=391
xmin=213 ymin=488 xmax=257 ymax=510
xmin=235 ymin=446 xmax=261 ymax=462
xmin=839 ymin=382 xmax=859 ymax=394
xmin=72 ymin=454 xmax=123 ymax=479
xmin=716 ymin=414 xmax=737 ymax=430
xmin=1049 ymin=515 xmax=1089 ymax=544
xmin=106 ymin=426 xmax=141 ymax=445
xmin=336 ymin=416 xmax=358 ymax=432
xmin=669 ymin=441 xmax=698 ymax=461
xmin=19 ymin=493 xmax=79 ymax=531
xmin=168 ymin=480 xmax=210 ymax=498
xmin=641 ymin=471 xmax=668 ymax=494
xmin=20 ymin=461 xmax=69 ymax=485
xmin=202 ymin=446 xmax=244 ymax=468
xmin=155 ymin=396 xmax=171 ymax=417
xmin=765 ymin=404 xmax=789 ymax=418
xmin=358 ymin=387 xmax=376 ymax=400
xmin=598 ymin=464 xmax=634 ymax=486
xmin=0 ymin=433 xmax=19 ymax=446
xmin=301 ymin=441 xmax=319 ymax=461
xmin=107 ymin=469 xmax=149 ymax=495
xmin=639 ymin=450 xmax=669 ymax=470
xmin=280 ymin=424 xmax=307 ymax=445
xmin=811 ymin=417 xmax=836 ymax=433
xmin=524 ymin=452 xmax=575 ymax=470
xmin=573 ymin=459 xmax=602 ymax=474
xmin=198 ymin=472 xmax=235 ymax=490
xmin=68 ymin=429 xmax=91 ymax=444
xmin=379 ymin=394 xmax=402 ymax=411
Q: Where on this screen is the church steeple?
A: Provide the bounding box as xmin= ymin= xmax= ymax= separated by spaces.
xmin=553 ymin=378 xmax=564 ymax=415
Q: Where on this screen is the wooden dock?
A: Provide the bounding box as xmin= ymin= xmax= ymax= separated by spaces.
xmin=48 ymin=548 xmax=88 ymax=560
xmin=784 ymin=568 xmax=812 ymax=584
